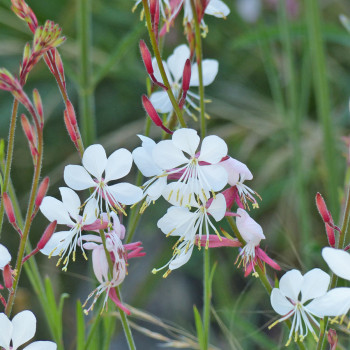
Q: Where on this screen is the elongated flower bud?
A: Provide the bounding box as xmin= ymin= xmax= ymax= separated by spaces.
xmin=21 ymin=114 xmax=35 ymax=144
xmin=37 ymin=220 xmax=57 ymax=250
xmin=140 ymin=40 xmax=153 ymax=76
xmin=35 ymin=177 xmax=49 ymax=208
xmin=316 ymin=192 xmax=332 ymax=224
xmin=65 ymin=100 xmax=77 ymax=126
xmin=64 ymin=110 xmax=78 ymax=143
xmin=182 ymin=59 xmax=191 ymax=92
xmin=328 ymin=329 xmax=338 ymax=350
xmin=142 ymin=95 xmax=173 ymax=134
xmin=33 ymin=89 xmax=43 ymax=126
xmin=3 ymin=265 xmax=13 ymax=289
xmin=54 ymin=49 xmax=65 ymax=86
xmin=2 ymin=193 xmax=16 ymax=224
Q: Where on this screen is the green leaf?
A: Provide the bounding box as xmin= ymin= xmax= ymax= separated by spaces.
xmin=193 ymin=305 xmax=205 ymax=350
xmin=76 ymin=300 xmax=86 ymax=350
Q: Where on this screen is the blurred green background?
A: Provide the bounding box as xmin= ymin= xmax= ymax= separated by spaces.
xmin=1 ymin=0 xmax=350 ymax=348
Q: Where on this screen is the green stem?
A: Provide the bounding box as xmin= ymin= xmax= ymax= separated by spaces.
xmin=141 ymin=0 xmax=186 ymax=128
xmin=0 ymin=99 xmax=19 ymax=239
xmin=77 ymin=0 xmax=96 ymax=145
xmin=305 ymin=0 xmax=338 ymax=217
xmin=203 ymin=248 xmax=210 ymax=350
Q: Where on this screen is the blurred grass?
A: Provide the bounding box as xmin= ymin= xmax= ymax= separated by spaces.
xmin=1 ymin=0 xmax=350 ymax=349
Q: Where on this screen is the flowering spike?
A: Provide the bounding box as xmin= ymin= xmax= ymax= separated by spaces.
xmin=11 ymin=0 xmax=38 ymax=33
xmin=2 ymin=193 xmax=16 ymax=224
xmin=142 ymin=95 xmax=173 ymax=134
xmin=35 ymin=177 xmax=50 ymax=208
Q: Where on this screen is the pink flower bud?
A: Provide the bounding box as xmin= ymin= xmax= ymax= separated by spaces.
xmin=316 ymin=192 xmax=332 ymax=224
xmin=35 ymin=177 xmax=49 ymax=208
xmin=65 ymin=100 xmax=77 ymax=126
xmin=54 ymin=49 xmax=65 ymax=86
xmin=37 ymin=220 xmax=57 ymax=250
xmin=64 ymin=110 xmax=78 ymax=143
xmin=21 ymin=114 xmax=35 ymax=144
xmin=2 ymin=193 xmax=16 ymax=224
xmin=142 ymin=95 xmax=173 ymax=134
xmin=3 ymin=264 xmax=13 ymax=289
xmin=327 ymin=329 xmax=338 ymax=350
xmin=325 ymin=223 xmax=336 ymax=248
xmin=182 ymin=59 xmax=191 ymax=92
xmin=139 ymin=40 xmax=154 ymax=76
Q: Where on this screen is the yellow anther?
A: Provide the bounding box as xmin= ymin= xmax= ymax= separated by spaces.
xmin=56 ymin=258 xmax=62 ymax=267
xmin=163 ymin=269 xmax=171 ymax=278
xmin=63 ymin=257 xmax=68 ymax=265
xmin=285 ymin=337 xmax=292 ymax=347
xmin=48 ymin=247 xmax=57 ymax=259
xmin=176 ymin=190 xmax=180 ymax=201
xmin=252 ymin=272 xmax=259 ymax=278
xmin=73 ymin=251 xmax=76 ymax=262
xmin=83 ymin=252 xmax=88 ymax=260
xmin=205 ymin=240 xmax=209 ymax=249
xmin=166 ymin=228 xmax=176 ymax=237
xmin=167 ymin=190 xmax=173 ymax=201
xmin=268 ymin=319 xmax=280 ymax=330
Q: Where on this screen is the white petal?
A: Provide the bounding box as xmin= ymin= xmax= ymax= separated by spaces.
xmin=64 ymin=165 xmax=96 ymax=190
xmin=153 ymin=140 xmax=188 ymax=169
xmin=133 ymin=147 xmax=161 ymax=177
xmin=198 ymin=135 xmax=227 ymax=163
xmin=322 ymin=247 xmax=350 ymax=281
xmin=104 ymin=148 xmax=133 ymax=182
xmin=190 ymin=60 xmax=219 ymax=86
xmin=83 ymin=198 xmax=98 ymax=225
xmin=82 ymin=144 xmax=107 ymax=180
xmin=40 ymin=197 xmax=74 ymax=226
xmin=145 ymin=177 xmax=167 ymax=201
xmin=152 ymin=58 xmax=173 ymax=85
xmin=301 ymin=268 xmax=330 ymax=304
xmin=236 ymin=208 xmax=265 ymax=244
xmin=24 ymin=341 xmax=57 ymax=350
xmin=162 ymin=182 xmax=198 ymax=207
xmin=205 ymin=0 xmax=230 ymax=17
xmin=167 ymin=44 xmax=190 ymax=83
xmin=137 ymin=135 xmax=156 ymax=152
xmin=108 ymin=183 xmax=143 ymax=205
xmin=92 ymin=246 xmax=109 ymax=284
xmin=207 ymin=193 xmax=226 ymax=221
xmin=279 ymin=269 xmax=303 ymax=301
xmin=270 ymin=288 xmax=294 ymax=316
xmin=59 ymin=187 xmax=80 ymax=221
xmin=0 ymin=244 xmax=11 ymax=269
xmin=219 ymin=157 xmax=253 ymax=185
xmin=0 ymin=313 xmax=12 ymax=350
xmin=11 ymin=310 xmax=36 ymax=350
xmin=199 ymin=164 xmax=228 ymax=192
xmin=149 ymin=91 xmax=173 ymax=114
xmin=40 ymin=231 xmax=73 ymax=256
xmin=172 ymin=128 xmax=200 ymax=156
xmin=306 ymin=288 xmax=350 ymax=317
xmin=236 ymin=0 xmax=260 ymax=23
xmin=169 ymin=244 xmax=194 ymax=270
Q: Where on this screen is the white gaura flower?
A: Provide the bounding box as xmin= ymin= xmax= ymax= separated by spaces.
xmin=40 ymin=187 xmax=100 ymax=271
xmin=132 ymin=135 xmax=167 ymax=212
xmin=219 ymin=157 xmax=260 ymax=209
xmin=150 ymin=45 xmax=218 ymax=117
xmin=64 ymin=144 xmax=143 ymax=217
xmin=153 ymin=128 xmax=228 ymax=205
xmin=0 ymin=310 xmax=56 ymax=350
xmin=269 ymin=269 xmax=330 ymax=346
xmin=236 ymin=0 xmax=261 ymax=23
xmin=0 ymin=244 xmax=11 ymax=269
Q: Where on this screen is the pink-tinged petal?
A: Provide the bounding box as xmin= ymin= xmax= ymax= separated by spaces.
xmin=169 ymin=244 xmax=194 ymax=270
xmin=167 ymin=44 xmax=190 ymax=83
xmin=200 ymin=164 xmax=228 ymax=192
xmin=153 ymin=140 xmax=188 ymax=169
xmin=219 ymin=157 xmax=253 ymax=185
xmin=108 ymin=183 xmax=143 ymax=205
xmin=83 ymin=220 xmax=108 ymax=231
xmin=149 ymin=90 xmax=173 ymax=114
xmin=0 ymin=244 xmax=11 ymax=270
xmin=24 ymin=341 xmax=57 ymax=350
xmin=40 ymin=197 xmax=74 ymax=226
xmin=108 ymin=288 xmax=131 ymax=315
xmin=256 ymin=248 xmax=280 ymax=270
xmin=59 ymin=187 xmax=80 ymax=221
xmin=197 ymin=235 xmax=241 ymax=248
xmin=221 ymin=186 xmax=237 ymax=209
xmin=0 ymin=313 xmax=12 ymax=349
xmin=207 ymin=193 xmax=226 ymax=221
xmin=205 ymin=0 xmax=230 ymax=17
xmin=270 ymin=288 xmax=294 ymax=316
xmin=12 ymin=310 xmax=36 ymax=349
xmin=301 ymin=268 xmax=330 ymax=304
xmin=40 ymin=231 xmax=72 ymax=256
xmin=152 ymin=58 xmax=172 ymax=85
xmin=322 ymin=247 xmax=350 ymax=281
xmin=306 ymin=288 xmax=350 ymax=318
xmin=105 ymin=148 xmax=133 ymax=182
xmin=190 ymin=60 xmax=218 ymax=87
xmin=82 ymin=144 xmax=107 ymax=180
xmin=236 ymin=209 xmax=265 ymax=244
xmin=172 ymin=128 xmax=200 ymax=156
xmin=82 ymin=242 xmax=99 ymax=250
xmin=64 ymin=165 xmax=96 ymax=190
xmin=279 ymin=269 xmax=303 ymax=301
xmin=133 ymin=146 xmax=161 ymax=177
xmin=92 ymin=247 xmax=109 ymax=284
xmin=198 ymin=135 xmax=227 ymax=164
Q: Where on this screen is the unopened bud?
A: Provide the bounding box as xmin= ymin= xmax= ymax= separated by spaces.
xmin=140 ymin=40 xmax=154 ymax=75
xmin=327 ymin=329 xmax=338 ymax=350
xmin=54 ymin=49 xmax=65 ymax=84
xmin=35 ymin=177 xmax=49 ymax=208
xmin=22 ymin=43 xmax=31 ymax=68
xmin=150 ymin=0 xmax=157 ymax=19
xmin=65 ymin=100 xmax=77 ymax=126
xmin=33 ymin=89 xmax=44 ymax=126
xmin=182 ymin=59 xmax=191 ymax=92
xmin=21 ymin=114 xmax=35 ymax=143
xmin=3 ymin=265 xmax=13 ymax=289
xmin=316 ymin=192 xmax=332 ymax=224
xmin=142 ymin=95 xmax=173 ymax=134
xmin=64 ymin=110 xmax=78 ymax=143
xmin=2 ymin=193 xmax=16 ymax=224
xmin=37 ymin=220 xmax=57 ymax=250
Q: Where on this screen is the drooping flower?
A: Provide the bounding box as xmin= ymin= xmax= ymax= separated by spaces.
xmin=132 ymin=135 xmax=168 ymax=212
xmin=235 ymin=209 xmax=279 ymax=276
xmin=0 ymin=310 xmax=57 ymax=350
xmin=269 ymin=269 xmax=330 ymax=346
xmin=80 ymin=216 xmax=145 ymax=314
xmin=40 ymin=187 xmax=105 ymax=271
xmin=0 ymin=244 xmax=12 ymax=290
xmin=153 ymin=128 xmax=228 ymax=205
xmin=219 ymin=157 xmax=260 ymax=209
xmin=0 ymin=244 xmax=11 ymax=270
xmin=150 ymin=45 xmax=218 ymax=118
xmin=64 ymin=144 xmax=143 ymax=218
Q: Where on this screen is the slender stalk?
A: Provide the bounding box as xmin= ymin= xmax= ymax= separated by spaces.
xmin=0 ymin=99 xmax=19 ymax=238
xmin=77 ymin=0 xmax=96 ymax=145
xmin=141 ymin=0 xmax=186 ymax=128
xmin=5 ymin=119 xmax=43 ymax=316
xmin=305 ymin=0 xmax=338 ymax=217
